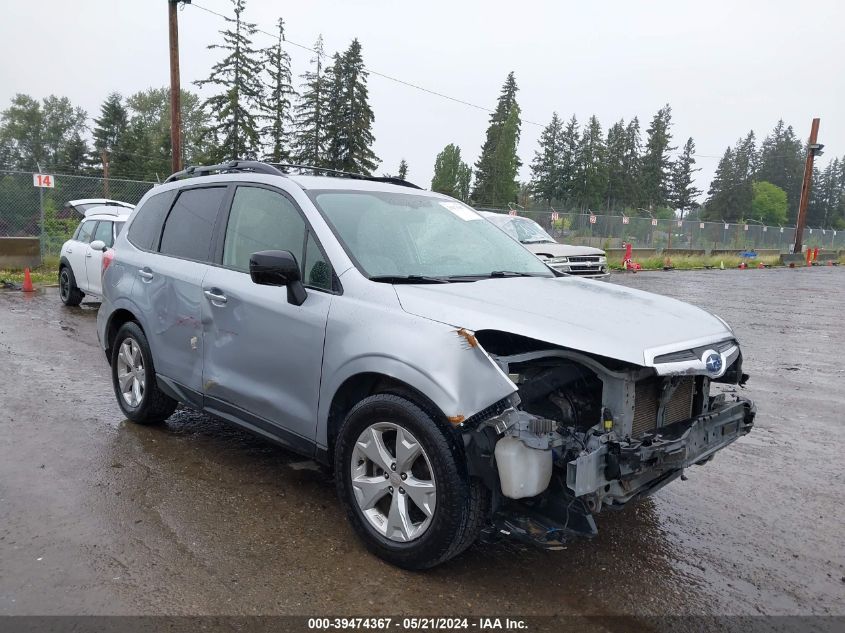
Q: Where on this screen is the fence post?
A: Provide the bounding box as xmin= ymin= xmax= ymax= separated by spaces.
xmin=36 ymin=164 xmax=45 ymax=263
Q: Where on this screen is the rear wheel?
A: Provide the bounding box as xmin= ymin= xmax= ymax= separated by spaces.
xmin=59 ymin=266 xmax=83 ymax=306
xmin=334 ymin=394 xmax=487 ymax=569
xmin=110 ymin=322 xmax=177 ymax=425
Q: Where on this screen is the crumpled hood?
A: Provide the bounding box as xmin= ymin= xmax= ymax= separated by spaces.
xmin=394 ymin=276 xmax=731 ymax=366
xmin=523 ymin=242 xmax=605 ymax=258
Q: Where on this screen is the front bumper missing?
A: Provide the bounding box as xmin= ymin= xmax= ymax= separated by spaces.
xmin=567 ymin=395 xmax=756 ymax=502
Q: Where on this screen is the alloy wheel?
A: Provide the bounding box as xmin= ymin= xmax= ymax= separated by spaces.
xmin=116 ymin=337 xmax=145 ymax=407
xmin=350 ymin=422 xmax=437 ymax=542
xmin=60 ymin=269 xmax=70 ymax=301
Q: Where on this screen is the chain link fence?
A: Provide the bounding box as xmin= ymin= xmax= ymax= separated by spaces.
xmin=477 ymin=207 xmax=845 ymax=253
xmin=2 ymin=170 xmax=842 ymax=267
xmin=0 ymin=170 xmax=156 ymax=258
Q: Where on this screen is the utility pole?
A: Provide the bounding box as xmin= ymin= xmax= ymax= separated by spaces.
xmin=793 ymin=118 xmax=823 ymax=254
xmin=101 ymin=150 xmax=110 ymax=199
xmin=168 ymin=0 xmax=185 ymax=174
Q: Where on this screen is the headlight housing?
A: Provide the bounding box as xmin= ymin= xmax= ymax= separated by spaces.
xmin=548 ymin=256 xmax=569 ymax=264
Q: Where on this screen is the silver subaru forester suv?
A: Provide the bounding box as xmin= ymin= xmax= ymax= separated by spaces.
xmin=97 ymin=161 xmax=755 ymax=569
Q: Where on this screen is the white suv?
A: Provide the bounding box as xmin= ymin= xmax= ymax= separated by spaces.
xmin=59 ymin=205 xmax=133 ymax=305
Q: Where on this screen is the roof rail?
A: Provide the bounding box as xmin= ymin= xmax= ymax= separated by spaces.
xmin=270 ymin=163 xmax=422 ymax=190
xmin=164 ymin=160 xmax=286 ymax=184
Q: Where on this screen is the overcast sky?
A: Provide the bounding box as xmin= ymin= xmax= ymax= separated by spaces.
xmin=1 ymin=0 xmax=842 ymax=197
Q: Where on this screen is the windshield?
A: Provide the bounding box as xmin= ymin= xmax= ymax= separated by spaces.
xmin=487 ymin=214 xmax=555 ymax=243
xmin=311 ymin=191 xmax=553 ymax=280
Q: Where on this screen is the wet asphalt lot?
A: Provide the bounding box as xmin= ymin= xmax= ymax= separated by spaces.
xmin=0 ymin=268 xmax=843 ymax=626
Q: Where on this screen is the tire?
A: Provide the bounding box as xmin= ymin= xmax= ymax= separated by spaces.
xmin=110 ymin=322 xmax=178 ymax=425
xmin=334 ymin=394 xmax=487 ymax=569
xmin=59 ymin=266 xmax=83 ymax=307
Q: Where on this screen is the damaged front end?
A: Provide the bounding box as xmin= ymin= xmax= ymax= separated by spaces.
xmin=462 ymin=332 xmax=756 ymax=549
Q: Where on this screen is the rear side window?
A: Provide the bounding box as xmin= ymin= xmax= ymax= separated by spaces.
xmin=75 ymin=220 xmax=97 ymax=243
xmin=128 ymin=191 xmax=175 ymax=251
xmin=159 ymin=187 xmax=226 ymax=262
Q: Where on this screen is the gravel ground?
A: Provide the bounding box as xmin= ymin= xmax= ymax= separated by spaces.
xmin=0 ymin=268 xmax=843 ymax=628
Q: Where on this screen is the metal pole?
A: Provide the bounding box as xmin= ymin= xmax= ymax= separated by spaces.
xmin=169 ymin=0 xmax=183 ymax=174
xmin=793 ymin=118 xmax=820 ymax=254
xmin=101 ymin=150 xmax=110 ymax=199
xmin=36 ymin=163 xmax=44 ymax=263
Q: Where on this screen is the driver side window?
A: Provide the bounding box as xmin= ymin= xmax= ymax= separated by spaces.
xmin=222 ymin=186 xmax=333 ymax=290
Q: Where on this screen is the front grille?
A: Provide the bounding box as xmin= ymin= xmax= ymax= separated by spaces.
xmin=568 ymin=266 xmax=605 ymax=274
xmin=632 ymin=377 xmax=696 ymax=437
xmin=653 ymin=339 xmax=736 ymax=364
xmin=567 ymin=256 xmax=601 ymax=263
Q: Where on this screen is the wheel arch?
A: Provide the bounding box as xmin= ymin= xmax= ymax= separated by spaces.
xmin=105 ymin=308 xmax=144 ymax=362
xmin=323 ymin=372 xmax=454 ymax=469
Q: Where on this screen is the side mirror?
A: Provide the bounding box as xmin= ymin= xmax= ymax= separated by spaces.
xmin=249 ymin=250 xmax=307 ymax=306
xmin=90 ymin=240 xmax=107 ymax=252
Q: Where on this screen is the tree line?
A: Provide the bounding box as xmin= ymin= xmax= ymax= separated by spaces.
xmin=1 ymin=0 xmax=843 ymax=229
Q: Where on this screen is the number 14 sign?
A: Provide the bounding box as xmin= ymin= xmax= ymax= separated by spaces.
xmin=33 ymin=174 xmax=55 ymax=188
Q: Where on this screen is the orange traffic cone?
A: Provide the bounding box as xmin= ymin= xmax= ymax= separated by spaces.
xmin=757 ymin=262 xmax=765 ymax=269
xmin=739 ymin=261 xmax=747 ymax=269
xmin=22 ymin=267 xmax=34 ymax=292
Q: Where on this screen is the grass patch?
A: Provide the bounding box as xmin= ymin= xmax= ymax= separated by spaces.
xmin=0 ymin=256 xmax=60 ymax=286
xmin=609 ymin=254 xmax=782 ymax=271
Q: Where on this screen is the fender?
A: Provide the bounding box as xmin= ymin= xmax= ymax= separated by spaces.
xmin=315 ymin=323 xmax=517 ymax=449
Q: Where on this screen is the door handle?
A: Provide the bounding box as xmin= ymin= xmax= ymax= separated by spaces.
xmin=204 ymin=289 xmax=228 ymax=304
xmin=138 ymin=269 xmax=154 ymax=280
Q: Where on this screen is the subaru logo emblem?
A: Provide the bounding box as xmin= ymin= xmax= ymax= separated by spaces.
xmin=703 ymin=351 xmax=723 ymax=375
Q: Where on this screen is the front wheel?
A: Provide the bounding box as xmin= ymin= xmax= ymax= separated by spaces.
xmin=110 ymin=322 xmax=177 ymax=425
xmin=334 ymin=394 xmax=487 ymax=569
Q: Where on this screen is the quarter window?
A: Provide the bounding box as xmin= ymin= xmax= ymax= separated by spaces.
xmin=159 ymin=187 xmax=226 ymax=262
xmin=128 ymin=191 xmax=175 ymax=251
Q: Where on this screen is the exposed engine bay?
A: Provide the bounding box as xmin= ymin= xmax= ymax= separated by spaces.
xmin=462 ymin=331 xmax=756 ymax=548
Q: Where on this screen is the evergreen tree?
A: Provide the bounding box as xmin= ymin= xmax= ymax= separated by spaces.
xmin=530 ymin=112 xmax=563 ymax=205
xmin=757 ymin=120 xmax=804 ymax=222
xmin=323 ymin=39 xmax=379 ymax=174
xmin=195 ymin=0 xmax=264 ymax=160
xmin=620 ymin=117 xmax=642 ymax=210
xmin=604 ymin=119 xmax=627 ymax=211
xmin=431 ymin=143 xmax=471 ymax=202
xmin=262 ymin=18 xmax=295 ymax=163
xmin=574 ymin=115 xmax=607 ymax=211
xmin=556 ymin=115 xmax=580 ymax=208
xmin=669 ymin=137 xmax=702 ymax=217
xmin=292 ymin=35 xmax=327 ymax=166
xmin=91 ymin=92 xmax=128 ymax=175
xmin=397 ymin=159 xmax=408 ymax=180
xmin=640 ymin=104 xmax=674 ymax=209
xmin=808 ymin=158 xmax=845 ymax=228
xmin=472 ymin=72 xmax=521 ymax=205
xmin=732 ymin=131 xmax=757 ymax=218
